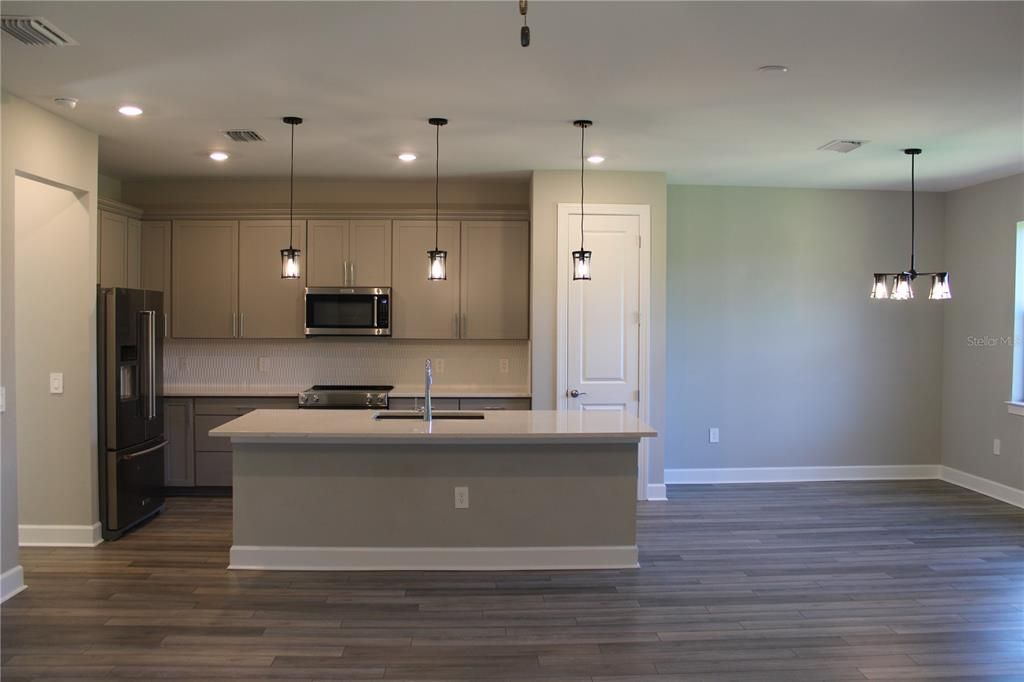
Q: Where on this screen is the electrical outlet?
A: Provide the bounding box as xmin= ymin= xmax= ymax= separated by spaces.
xmin=993 ymin=438 xmax=1002 ymax=456
xmin=0 ymin=386 xmax=5 ymax=413
xmin=709 ymin=427 xmax=720 ymax=444
xmin=435 ymin=358 xmax=446 ymax=374
xmin=178 ymin=356 xmax=190 ymax=372
xmin=49 ymin=372 xmax=64 ymax=395
xmin=499 ymin=358 xmax=510 ymax=374
xmin=454 ymin=486 xmax=469 ymax=509
xmin=258 ymin=357 xmax=271 ymax=373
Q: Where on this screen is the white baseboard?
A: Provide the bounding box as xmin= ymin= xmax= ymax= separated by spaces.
xmin=19 ymin=522 xmax=102 ymax=547
xmin=940 ymin=466 xmax=1024 ymax=509
xmin=665 ymin=465 xmax=941 ymax=485
xmin=646 ymin=483 xmax=667 ymax=501
xmin=230 ymin=544 xmax=639 ymax=571
xmin=0 ymin=566 xmax=26 ymax=602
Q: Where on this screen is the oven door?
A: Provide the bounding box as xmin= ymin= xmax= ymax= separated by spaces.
xmin=305 ymin=287 xmax=391 ymax=336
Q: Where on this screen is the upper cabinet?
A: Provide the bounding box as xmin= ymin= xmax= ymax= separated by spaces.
xmin=238 ymin=220 xmax=306 ymax=338
xmin=391 ymin=219 xmax=529 ymax=340
xmin=140 ymin=220 xmax=172 ymax=336
xmin=392 ymin=220 xmax=461 ymax=339
xmin=460 ymin=221 xmax=529 ymax=340
xmin=307 ymin=219 xmax=391 ymax=287
xmin=172 ymin=220 xmax=239 ymax=339
xmin=98 ymin=205 xmax=143 ymax=289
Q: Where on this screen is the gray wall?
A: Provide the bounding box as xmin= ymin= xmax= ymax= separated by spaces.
xmin=666 ymin=185 xmax=946 ymax=471
xmin=1 ymin=93 xmax=100 ymax=571
xmin=941 ymin=174 xmax=1024 ymax=489
xmin=530 ymin=171 xmax=667 ymax=490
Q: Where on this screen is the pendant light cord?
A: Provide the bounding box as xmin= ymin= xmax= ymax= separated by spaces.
xmin=579 ymin=123 xmax=585 ymax=251
xmin=289 ymin=121 xmax=295 ymax=249
xmin=909 ymin=152 xmax=915 ymax=273
xmin=434 ymin=122 xmax=440 ymax=251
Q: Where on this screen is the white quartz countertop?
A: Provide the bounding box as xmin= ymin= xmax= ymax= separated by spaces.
xmin=209 ymin=409 xmax=656 ymax=445
xmin=164 ymin=385 xmax=531 ymax=399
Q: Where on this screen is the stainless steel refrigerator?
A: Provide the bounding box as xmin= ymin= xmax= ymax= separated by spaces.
xmin=97 ymin=288 xmax=166 ymax=540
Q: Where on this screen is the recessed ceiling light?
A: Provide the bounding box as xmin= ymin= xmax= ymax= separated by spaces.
xmin=118 ymin=105 xmax=143 ymax=116
xmin=757 ymin=65 xmax=789 ymax=73
xmin=209 ymin=151 xmax=229 ymax=162
xmin=398 ymin=153 xmax=417 ymax=162
xmin=587 ymin=155 xmax=605 ymax=164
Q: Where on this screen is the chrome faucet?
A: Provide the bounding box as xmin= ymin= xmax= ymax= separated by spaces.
xmin=423 ymin=359 xmax=433 ymax=421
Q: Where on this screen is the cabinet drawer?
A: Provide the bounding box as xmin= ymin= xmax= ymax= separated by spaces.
xmin=459 ymin=398 xmax=531 ymax=411
xmin=195 ymin=451 xmax=232 ymax=486
xmin=194 ymin=397 xmax=297 ymax=415
xmin=194 ymin=414 xmax=236 ymax=452
xmin=388 ymin=397 xmax=460 ymax=411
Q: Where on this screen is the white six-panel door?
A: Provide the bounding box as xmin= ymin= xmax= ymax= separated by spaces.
xmin=557 ymin=204 xmax=651 ymax=499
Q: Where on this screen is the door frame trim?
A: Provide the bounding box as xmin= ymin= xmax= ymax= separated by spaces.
xmin=556 ymin=203 xmax=652 ymax=500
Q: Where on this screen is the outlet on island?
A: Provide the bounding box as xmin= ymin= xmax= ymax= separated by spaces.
xmin=454 ymin=486 xmax=469 ymax=509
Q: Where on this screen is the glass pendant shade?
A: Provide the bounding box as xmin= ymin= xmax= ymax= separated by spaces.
xmin=281 ymin=247 xmax=301 ymax=279
xmin=928 ymin=272 xmax=951 ymax=300
xmin=870 ymin=274 xmax=890 ymax=300
xmin=890 ymin=273 xmax=914 ymax=301
xmin=427 ymin=249 xmax=447 ymax=281
xmin=572 ymin=249 xmax=592 ymax=281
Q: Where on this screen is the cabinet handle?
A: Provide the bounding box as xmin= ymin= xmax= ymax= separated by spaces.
xmin=349 ymin=261 xmax=356 ymax=286
xmin=164 ymin=312 xmax=169 ymax=337
xmin=240 ymin=312 xmax=245 ymax=338
xmin=461 ymin=312 xmax=467 ymax=338
xmin=232 ymin=313 xmax=237 ymax=338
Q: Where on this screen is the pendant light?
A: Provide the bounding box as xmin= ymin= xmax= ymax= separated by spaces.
xmin=870 ymin=148 xmax=950 ymax=301
xmin=427 ymin=117 xmax=448 ymax=281
xmin=280 ymin=116 xmax=303 ymax=279
xmin=572 ymin=119 xmax=593 ymax=281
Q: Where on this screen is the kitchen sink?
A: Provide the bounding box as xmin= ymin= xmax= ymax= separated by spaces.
xmin=374 ymin=410 xmax=485 ymax=420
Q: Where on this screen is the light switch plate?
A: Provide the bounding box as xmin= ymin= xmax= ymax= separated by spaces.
xmin=49 ymin=372 xmax=64 ymax=394
xmin=709 ymin=427 xmax=720 ymax=444
xmin=993 ymin=438 xmax=1001 ymax=456
xmin=0 ymin=386 xmax=5 ymax=413
xmin=435 ymin=358 xmax=446 ymax=375
xmin=499 ymin=358 xmax=510 ymax=374
xmin=258 ymin=357 xmax=271 ymax=373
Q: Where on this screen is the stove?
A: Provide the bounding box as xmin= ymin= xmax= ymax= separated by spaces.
xmin=297 ymin=385 xmax=393 ymax=409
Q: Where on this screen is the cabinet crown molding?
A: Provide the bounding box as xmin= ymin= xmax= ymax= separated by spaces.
xmin=98 ymin=197 xmax=144 ymax=218
xmin=134 ymin=205 xmax=530 ymax=222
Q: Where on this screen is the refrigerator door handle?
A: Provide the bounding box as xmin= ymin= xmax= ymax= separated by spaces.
xmin=121 ymin=440 xmax=168 ymax=461
xmin=141 ymin=310 xmax=157 ymax=420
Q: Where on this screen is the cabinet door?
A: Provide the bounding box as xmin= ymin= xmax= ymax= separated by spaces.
xmin=98 ymin=210 xmax=127 ymax=287
xmin=164 ymin=398 xmax=194 ymax=487
xmin=141 ymin=221 xmax=172 ymax=336
xmin=350 ymin=219 xmax=392 ymax=286
xmin=126 ymin=217 xmax=142 ymax=289
xmin=307 ymin=220 xmax=350 ymax=287
xmin=392 ymin=220 xmax=461 ymax=339
xmin=172 ymin=220 xmax=238 ymax=338
xmin=460 ymin=221 xmax=530 ymax=339
xmin=238 ymin=220 xmax=306 ymax=338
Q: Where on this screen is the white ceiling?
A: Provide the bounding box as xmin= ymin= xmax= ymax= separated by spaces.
xmin=2 ymin=1 xmax=1021 ymax=191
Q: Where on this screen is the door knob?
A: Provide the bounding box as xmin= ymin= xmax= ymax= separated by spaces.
xmin=569 ymin=389 xmax=587 ymax=398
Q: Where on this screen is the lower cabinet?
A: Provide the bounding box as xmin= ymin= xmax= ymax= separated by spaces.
xmin=164 ymin=398 xmax=195 ymax=487
xmin=163 ymin=397 xmax=297 ymax=490
xmin=388 ymin=397 xmax=531 ymax=411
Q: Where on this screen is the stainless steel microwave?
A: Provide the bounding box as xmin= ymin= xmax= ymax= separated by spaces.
xmin=304 ymin=287 xmax=391 ymax=336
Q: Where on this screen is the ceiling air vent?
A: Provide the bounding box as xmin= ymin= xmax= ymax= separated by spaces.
xmin=1 ymin=16 xmax=77 ymax=46
xmin=224 ymin=130 xmax=265 ymax=143
xmin=818 ymin=140 xmax=867 ymax=153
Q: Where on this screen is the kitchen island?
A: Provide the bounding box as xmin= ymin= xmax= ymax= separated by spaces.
xmin=210 ymin=410 xmax=656 ymax=571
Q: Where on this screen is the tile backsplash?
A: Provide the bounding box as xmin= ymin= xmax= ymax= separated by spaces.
xmin=164 ymin=338 xmax=529 ymax=392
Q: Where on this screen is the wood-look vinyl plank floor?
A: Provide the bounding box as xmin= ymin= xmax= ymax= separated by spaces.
xmin=2 ymin=480 xmax=1022 ymax=680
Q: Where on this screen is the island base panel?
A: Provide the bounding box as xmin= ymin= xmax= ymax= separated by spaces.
xmin=230 ymin=441 xmax=638 ymax=571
